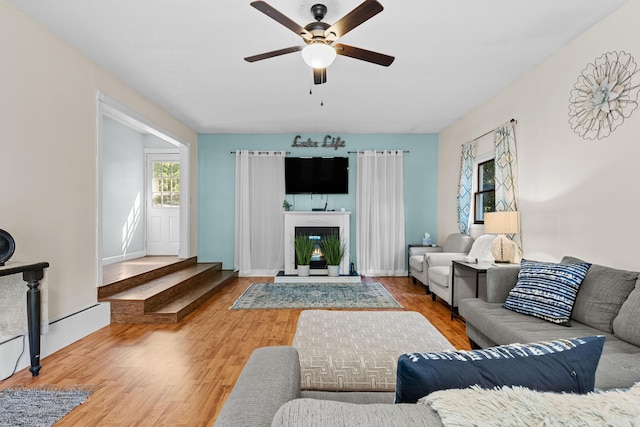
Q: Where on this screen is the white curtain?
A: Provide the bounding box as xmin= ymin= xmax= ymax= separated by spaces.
xmin=234 ymin=150 xmax=285 ymax=276
xmin=356 ymin=150 xmax=406 ymax=276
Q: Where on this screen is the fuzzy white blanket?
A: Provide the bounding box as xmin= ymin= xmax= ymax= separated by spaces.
xmin=421 ymin=383 xmax=640 ymax=427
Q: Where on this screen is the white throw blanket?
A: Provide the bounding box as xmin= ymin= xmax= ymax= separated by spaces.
xmin=421 ymin=383 xmax=640 ymax=427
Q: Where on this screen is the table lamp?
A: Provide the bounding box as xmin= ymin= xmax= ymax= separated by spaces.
xmin=484 ymin=211 xmax=519 ymax=263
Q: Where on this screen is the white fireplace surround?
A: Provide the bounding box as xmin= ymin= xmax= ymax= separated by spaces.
xmin=284 ymin=211 xmax=350 ymax=275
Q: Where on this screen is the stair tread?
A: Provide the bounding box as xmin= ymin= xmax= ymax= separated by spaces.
xmin=105 ymin=258 xmax=236 ymax=325
xmin=99 ymin=257 xmax=199 ymax=299
xmin=150 ymin=270 xmax=236 ymax=315
xmin=106 ymin=263 xmax=220 ymax=301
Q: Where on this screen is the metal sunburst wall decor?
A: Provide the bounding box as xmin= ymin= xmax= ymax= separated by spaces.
xmin=568 ymin=51 xmax=640 ymax=140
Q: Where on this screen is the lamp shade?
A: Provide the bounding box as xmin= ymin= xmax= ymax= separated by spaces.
xmin=301 ymin=44 xmax=336 ymax=68
xmin=484 ymin=211 xmax=519 ymax=234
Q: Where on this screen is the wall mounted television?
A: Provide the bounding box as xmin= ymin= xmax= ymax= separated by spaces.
xmin=285 ymin=157 xmax=349 ymax=194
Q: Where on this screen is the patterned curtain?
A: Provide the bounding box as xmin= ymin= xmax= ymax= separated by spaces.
xmin=457 ymin=142 xmax=475 ymax=235
xmin=494 ymin=122 xmax=522 ymax=252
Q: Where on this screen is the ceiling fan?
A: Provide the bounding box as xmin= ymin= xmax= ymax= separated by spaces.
xmin=244 ymin=0 xmax=394 ymax=85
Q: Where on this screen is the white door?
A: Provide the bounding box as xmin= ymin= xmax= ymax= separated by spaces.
xmin=146 ymin=153 xmax=180 ymax=255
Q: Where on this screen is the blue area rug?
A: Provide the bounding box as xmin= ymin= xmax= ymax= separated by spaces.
xmin=230 ymin=282 xmax=403 ymax=309
xmin=0 ymin=387 xmax=92 ymax=426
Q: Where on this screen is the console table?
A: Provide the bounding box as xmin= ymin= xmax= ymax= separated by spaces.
xmin=0 ymin=262 xmax=49 ymax=376
xmin=450 ymin=260 xmax=491 ymax=320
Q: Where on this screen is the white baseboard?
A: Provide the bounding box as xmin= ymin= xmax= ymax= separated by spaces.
xmin=103 ymin=251 xmax=146 ymax=265
xmin=0 ymin=303 xmax=110 ymax=379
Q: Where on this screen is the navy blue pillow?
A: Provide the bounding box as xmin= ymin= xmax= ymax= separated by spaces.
xmin=395 ymin=336 xmax=605 ymax=403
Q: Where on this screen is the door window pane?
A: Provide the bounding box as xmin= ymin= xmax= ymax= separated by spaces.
xmin=152 ymin=161 xmax=180 ymax=207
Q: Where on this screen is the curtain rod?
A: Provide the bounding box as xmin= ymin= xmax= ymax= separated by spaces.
xmin=229 ymin=151 xmax=291 ymax=154
xmin=229 ymin=150 xmax=410 ymax=154
xmin=347 ymin=150 xmax=409 ymax=154
xmin=467 ymin=118 xmax=517 ymax=144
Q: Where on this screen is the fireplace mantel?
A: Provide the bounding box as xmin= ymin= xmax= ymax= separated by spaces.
xmin=284 ymin=211 xmax=351 ymax=275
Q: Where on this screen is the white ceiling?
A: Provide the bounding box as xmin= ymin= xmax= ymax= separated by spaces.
xmin=8 ymin=0 xmax=628 ymax=134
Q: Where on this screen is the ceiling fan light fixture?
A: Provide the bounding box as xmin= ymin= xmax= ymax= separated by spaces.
xmin=301 ymin=43 xmax=336 ymax=68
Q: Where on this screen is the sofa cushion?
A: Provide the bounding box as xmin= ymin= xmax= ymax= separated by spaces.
xmin=428 ymin=266 xmax=450 ymax=289
xmin=459 ymin=298 xmax=640 ymax=390
xmin=612 ymin=282 xmax=640 ymax=347
xmin=214 ymin=346 xmax=301 ymax=427
xmin=395 ymin=336 xmax=605 ymax=403
xmin=459 ymin=300 xmax=605 ymax=347
xmin=301 ymin=390 xmax=395 ymax=404
xmin=503 ymin=259 xmax=591 ymax=325
xmin=271 ymin=398 xmax=443 ymax=427
xmin=408 ymin=255 xmax=424 ymax=272
xmin=562 ymin=256 xmax=639 ymax=333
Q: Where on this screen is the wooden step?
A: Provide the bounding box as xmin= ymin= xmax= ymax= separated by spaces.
xmin=99 ymin=256 xmax=198 ymax=299
xmin=149 ymin=270 xmax=237 ymax=323
xmin=99 ymin=259 xmax=237 ymax=324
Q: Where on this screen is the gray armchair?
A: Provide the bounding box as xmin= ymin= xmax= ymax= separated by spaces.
xmin=428 ymin=234 xmax=495 ymax=309
xmin=409 ymin=233 xmax=474 ymax=292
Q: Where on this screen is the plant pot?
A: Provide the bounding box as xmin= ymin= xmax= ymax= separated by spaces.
xmin=327 ymin=265 xmax=340 ymax=277
xmin=297 ymin=265 xmax=310 ymax=277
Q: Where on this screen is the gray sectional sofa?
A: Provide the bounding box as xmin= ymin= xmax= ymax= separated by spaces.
xmin=460 ymin=256 xmax=640 ymax=390
xmin=213 ymin=346 xmax=443 ymax=427
xmin=214 ymin=256 xmax=640 ymax=426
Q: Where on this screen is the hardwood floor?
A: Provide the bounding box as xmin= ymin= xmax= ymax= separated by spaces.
xmin=0 ymin=275 xmax=469 ymax=426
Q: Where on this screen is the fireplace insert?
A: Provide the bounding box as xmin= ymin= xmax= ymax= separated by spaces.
xmin=294 ymin=226 xmax=339 ymax=269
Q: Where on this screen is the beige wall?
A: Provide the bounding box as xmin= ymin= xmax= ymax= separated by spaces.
xmin=438 ymin=0 xmax=640 ymax=270
xmin=1 ymin=1 xmax=197 ymax=321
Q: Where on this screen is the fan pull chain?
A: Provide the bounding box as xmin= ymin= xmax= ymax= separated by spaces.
xmin=308 ymin=68 xmax=323 ymax=106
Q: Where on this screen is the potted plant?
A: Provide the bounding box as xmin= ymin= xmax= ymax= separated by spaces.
xmin=321 ymin=234 xmax=345 ymax=277
xmin=282 ymin=200 xmax=293 ymax=211
xmin=294 ymin=234 xmax=315 ymax=276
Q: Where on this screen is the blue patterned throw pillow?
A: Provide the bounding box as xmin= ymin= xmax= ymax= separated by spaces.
xmin=502 ymin=259 xmax=591 ymax=325
xmin=395 ymin=336 xmax=605 ymax=403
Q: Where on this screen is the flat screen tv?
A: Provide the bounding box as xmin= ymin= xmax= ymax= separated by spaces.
xmin=285 ymin=157 xmax=349 ymax=194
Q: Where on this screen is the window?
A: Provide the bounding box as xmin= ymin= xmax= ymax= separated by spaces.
xmin=152 ymin=161 xmax=180 ymax=207
xmin=474 ymin=159 xmax=494 ymax=223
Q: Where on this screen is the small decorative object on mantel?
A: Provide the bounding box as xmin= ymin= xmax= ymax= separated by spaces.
xmin=568 ymin=50 xmax=640 ymax=140
xmin=282 ymin=199 xmax=293 ymax=211
xmin=0 ymin=229 xmax=16 ymax=266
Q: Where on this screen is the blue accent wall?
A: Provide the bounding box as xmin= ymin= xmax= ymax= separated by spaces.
xmin=197 ymin=133 xmax=439 ymax=270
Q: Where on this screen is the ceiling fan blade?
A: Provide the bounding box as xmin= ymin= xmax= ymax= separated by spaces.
xmin=325 ymin=0 xmax=383 ymax=40
xmin=250 ymin=1 xmax=312 ymax=40
xmin=244 ymin=46 xmax=303 ymax=62
xmin=313 ymin=68 xmax=327 ymax=85
xmin=334 ymin=43 xmax=394 ymax=66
